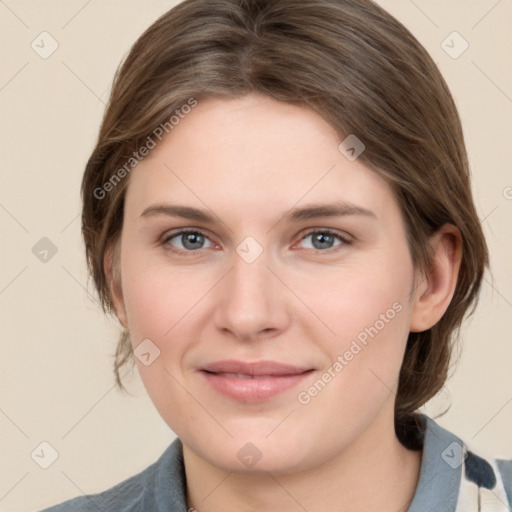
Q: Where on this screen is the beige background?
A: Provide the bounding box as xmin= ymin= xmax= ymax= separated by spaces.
xmin=0 ymin=0 xmax=511 ymax=510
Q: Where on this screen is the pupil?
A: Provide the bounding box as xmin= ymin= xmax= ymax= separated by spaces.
xmin=313 ymin=233 xmax=333 ymax=249
xmin=183 ymin=233 xmax=203 ymax=250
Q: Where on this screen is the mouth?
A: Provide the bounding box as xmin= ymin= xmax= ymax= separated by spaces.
xmin=198 ymin=360 xmax=315 ymax=402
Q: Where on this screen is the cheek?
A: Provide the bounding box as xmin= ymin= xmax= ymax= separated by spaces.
xmin=121 ymin=251 xmax=202 ymax=339
xmin=304 ymin=257 xmax=413 ymax=398
xmin=120 ymin=258 xmax=209 ymax=431
xmin=120 ymin=256 xmax=215 ymax=393
xmin=308 ymin=260 xmax=411 ymax=346
xmin=295 ymin=294 xmax=410 ymax=444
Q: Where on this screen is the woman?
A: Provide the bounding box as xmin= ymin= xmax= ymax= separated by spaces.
xmin=41 ymin=0 xmax=511 ymax=510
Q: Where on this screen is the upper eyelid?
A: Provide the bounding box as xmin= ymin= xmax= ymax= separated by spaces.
xmin=162 ymin=228 xmax=217 ymax=244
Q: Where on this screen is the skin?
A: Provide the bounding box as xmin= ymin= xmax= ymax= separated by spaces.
xmin=106 ymin=92 xmax=462 ymax=511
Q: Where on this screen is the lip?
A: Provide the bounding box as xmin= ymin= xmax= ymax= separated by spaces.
xmin=199 ymin=360 xmax=314 ymax=402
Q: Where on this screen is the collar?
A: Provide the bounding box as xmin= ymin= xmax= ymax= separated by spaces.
xmin=148 ymin=414 xmax=463 ymax=511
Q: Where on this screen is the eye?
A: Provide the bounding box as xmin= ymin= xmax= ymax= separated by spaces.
xmin=160 ymin=228 xmax=351 ymax=255
xmin=296 ymin=229 xmax=351 ymax=252
xmin=162 ymin=229 xmax=215 ymax=253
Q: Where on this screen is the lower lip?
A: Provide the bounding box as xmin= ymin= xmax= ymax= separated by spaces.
xmin=200 ymin=370 xmax=314 ymax=402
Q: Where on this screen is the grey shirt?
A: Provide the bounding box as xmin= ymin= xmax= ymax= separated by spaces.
xmin=39 ymin=415 xmax=512 ymax=511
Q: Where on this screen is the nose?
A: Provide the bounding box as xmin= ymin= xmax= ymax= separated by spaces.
xmin=213 ymin=246 xmax=291 ymax=342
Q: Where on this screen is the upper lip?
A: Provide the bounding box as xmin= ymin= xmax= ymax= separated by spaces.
xmin=201 ymin=360 xmax=313 ymax=376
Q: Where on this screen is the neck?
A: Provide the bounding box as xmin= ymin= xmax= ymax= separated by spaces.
xmin=182 ymin=408 xmax=423 ymax=512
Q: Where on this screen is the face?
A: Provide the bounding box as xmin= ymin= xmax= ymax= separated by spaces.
xmin=112 ymin=93 xmax=418 ymax=473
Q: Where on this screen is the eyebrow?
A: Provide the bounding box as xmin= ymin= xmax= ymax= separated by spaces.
xmin=139 ymin=201 xmax=377 ymax=224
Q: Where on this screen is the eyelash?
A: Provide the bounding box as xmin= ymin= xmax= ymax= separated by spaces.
xmin=160 ymin=228 xmax=352 ymax=256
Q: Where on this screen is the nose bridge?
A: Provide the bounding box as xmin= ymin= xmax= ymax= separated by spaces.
xmin=229 ymin=243 xmax=274 ymax=312
xmin=214 ymin=239 xmax=288 ymax=339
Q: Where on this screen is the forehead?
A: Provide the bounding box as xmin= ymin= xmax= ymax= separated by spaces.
xmin=125 ymin=94 xmax=397 ymax=223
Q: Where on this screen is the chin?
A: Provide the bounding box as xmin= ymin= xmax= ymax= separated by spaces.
xmin=183 ymin=422 xmax=326 ymax=475
xmin=213 ymin=443 xmax=309 ymax=475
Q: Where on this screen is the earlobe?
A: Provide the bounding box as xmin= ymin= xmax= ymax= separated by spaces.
xmin=409 ymin=225 xmax=462 ymax=333
xmin=104 ymin=245 xmax=129 ymax=330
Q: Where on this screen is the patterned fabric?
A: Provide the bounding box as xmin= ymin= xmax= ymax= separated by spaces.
xmin=455 ymin=447 xmax=512 ymax=511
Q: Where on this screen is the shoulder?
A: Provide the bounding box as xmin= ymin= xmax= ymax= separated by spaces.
xmin=423 ymin=415 xmax=512 ymax=510
xmin=38 ymin=438 xmax=186 ymax=512
xmin=38 ymin=462 xmax=155 ymax=512
xmin=406 ymin=415 xmax=512 ymax=511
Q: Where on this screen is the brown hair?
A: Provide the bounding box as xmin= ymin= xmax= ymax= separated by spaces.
xmin=81 ymin=0 xmax=489 ymax=437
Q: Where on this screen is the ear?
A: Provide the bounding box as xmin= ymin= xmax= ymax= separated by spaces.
xmin=104 ymin=243 xmax=129 ymax=330
xmin=409 ymin=224 xmax=463 ymax=333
